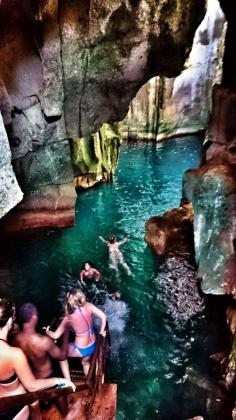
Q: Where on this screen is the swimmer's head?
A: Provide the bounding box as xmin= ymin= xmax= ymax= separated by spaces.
xmin=108 ymin=235 xmax=116 ymax=244
xmin=65 ymin=289 xmax=86 ymax=313
xmin=0 ymin=298 xmax=16 ymax=330
xmin=83 ymin=261 xmax=93 ymax=271
xmin=112 ymin=292 xmax=121 ymax=301
xmin=17 ymin=303 xmax=38 ymax=327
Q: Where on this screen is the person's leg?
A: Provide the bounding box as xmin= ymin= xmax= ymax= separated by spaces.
xmin=109 ymin=254 xmax=118 ymax=272
xmin=122 ymin=261 xmax=131 ymax=275
xmin=81 ymin=356 xmax=91 ymax=376
xmin=59 ymin=359 xmax=71 ymax=381
xmin=119 ymin=254 xmax=131 ymax=275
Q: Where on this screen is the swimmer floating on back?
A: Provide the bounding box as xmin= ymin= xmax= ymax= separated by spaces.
xmin=80 ymin=261 xmax=101 ymax=285
xmin=99 ymin=235 xmax=131 ymax=275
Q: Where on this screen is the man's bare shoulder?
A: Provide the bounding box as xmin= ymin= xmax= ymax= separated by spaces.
xmin=16 ymin=331 xmax=52 ymax=351
xmin=31 ymin=333 xmax=53 ymax=350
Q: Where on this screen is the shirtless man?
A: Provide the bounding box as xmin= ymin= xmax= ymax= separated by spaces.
xmin=14 ymin=303 xmax=68 ymax=379
xmin=99 ymin=235 xmax=131 ymax=275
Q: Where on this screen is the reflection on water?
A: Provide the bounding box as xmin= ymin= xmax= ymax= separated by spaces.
xmin=0 ymin=136 xmax=227 ymax=419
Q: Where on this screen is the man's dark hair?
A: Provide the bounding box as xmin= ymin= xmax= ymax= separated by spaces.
xmin=17 ymin=303 xmax=38 ymax=324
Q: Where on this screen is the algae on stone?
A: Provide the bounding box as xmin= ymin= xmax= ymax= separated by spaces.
xmin=71 ymin=123 xmax=121 ymax=189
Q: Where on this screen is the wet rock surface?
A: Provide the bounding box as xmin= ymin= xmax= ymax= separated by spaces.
xmin=121 ymin=0 xmax=225 ymax=142
xmin=183 ymin=154 xmax=236 ymax=296
xmin=71 ymin=123 xmax=121 ymax=189
xmin=0 ymin=111 xmax=23 ymax=219
xmin=145 ymin=203 xmax=194 ymax=256
xmin=0 ymin=0 xmax=205 ymax=228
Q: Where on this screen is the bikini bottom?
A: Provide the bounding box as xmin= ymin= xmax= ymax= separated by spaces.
xmin=71 ymin=341 xmax=96 ymax=357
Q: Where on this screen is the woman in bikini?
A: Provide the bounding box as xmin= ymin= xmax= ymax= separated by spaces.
xmin=46 ymin=289 xmax=107 ymax=377
xmin=80 ymin=261 xmax=101 ymax=284
xmin=99 ymin=235 xmax=131 ymax=275
xmin=0 ymin=298 xmax=75 ymax=420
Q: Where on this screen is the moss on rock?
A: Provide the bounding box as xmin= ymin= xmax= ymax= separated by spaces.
xmin=71 ymin=123 xmax=121 ymax=189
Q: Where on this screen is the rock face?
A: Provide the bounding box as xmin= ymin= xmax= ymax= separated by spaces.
xmin=72 ymin=123 xmax=121 ymax=189
xmin=120 ymin=0 xmax=225 ymax=141
xmin=143 ymin=5 xmax=236 ymax=298
xmin=0 ymin=0 xmax=205 ymax=230
xmin=145 ymin=203 xmax=194 ymax=256
xmin=183 ymin=153 xmax=236 ymax=295
xmin=0 ymin=112 xmax=23 ymax=219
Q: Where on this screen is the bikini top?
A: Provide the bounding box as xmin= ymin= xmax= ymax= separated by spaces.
xmin=0 ymin=372 xmax=18 ymax=385
xmin=0 ymin=339 xmax=18 ymax=385
xmin=69 ymin=307 xmax=93 ymax=337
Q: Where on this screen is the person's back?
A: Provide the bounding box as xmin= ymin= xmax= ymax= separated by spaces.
xmin=67 ymin=302 xmax=94 ymax=348
xmin=15 ymin=330 xmax=56 ymax=379
xmin=15 ymin=303 xmax=67 ymax=379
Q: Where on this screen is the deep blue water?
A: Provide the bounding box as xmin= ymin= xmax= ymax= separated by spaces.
xmin=1 ymin=136 xmax=228 ymax=419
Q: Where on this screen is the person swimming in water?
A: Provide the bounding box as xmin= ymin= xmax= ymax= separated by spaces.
xmin=99 ymin=235 xmax=131 ymax=275
xmin=79 ymin=261 xmax=101 ymax=285
xmin=109 ymin=291 xmax=121 ymax=301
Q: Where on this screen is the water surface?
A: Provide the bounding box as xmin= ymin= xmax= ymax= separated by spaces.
xmin=1 ymin=136 xmax=227 ymax=419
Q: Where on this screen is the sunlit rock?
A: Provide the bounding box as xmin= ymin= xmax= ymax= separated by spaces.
xmin=120 ymin=0 xmax=225 ymax=141
xmin=0 ymin=183 xmax=76 ymax=233
xmin=145 ymin=203 xmax=194 ymax=256
xmin=0 ymin=112 xmax=23 ymax=219
xmin=163 ymin=0 xmax=225 ymax=139
xmin=71 ymin=123 xmax=121 ymax=189
xmin=184 ymin=154 xmax=236 ymax=295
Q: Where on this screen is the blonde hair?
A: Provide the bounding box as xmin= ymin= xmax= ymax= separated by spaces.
xmin=65 ymin=289 xmax=86 ymax=314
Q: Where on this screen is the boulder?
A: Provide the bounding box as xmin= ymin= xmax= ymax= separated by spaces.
xmin=145 ymin=203 xmax=194 ymax=256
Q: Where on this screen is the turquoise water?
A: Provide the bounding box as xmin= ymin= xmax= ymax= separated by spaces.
xmin=1 ymin=136 xmax=228 ymax=419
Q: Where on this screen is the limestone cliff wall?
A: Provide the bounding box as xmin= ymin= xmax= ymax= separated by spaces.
xmin=120 ymin=0 xmax=225 ymax=141
xmin=0 ymin=0 xmax=205 ymax=230
xmin=0 ymin=111 xmax=23 ymax=219
xmin=142 ymin=0 xmax=236 ymax=302
xmin=183 ymin=0 xmax=236 ymax=297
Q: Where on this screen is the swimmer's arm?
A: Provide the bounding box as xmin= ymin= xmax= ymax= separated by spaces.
xmin=99 ymin=236 xmax=108 ymax=244
xmin=89 ymin=303 xmax=107 ymax=336
xmin=80 ymin=271 xmax=86 ymax=284
xmin=46 ymin=318 xmax=67 ymax=340
xmin=93 ymin=268 xmax=101 ymax=281
xmin=117 ymin=235 xmax=129 ymax=246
